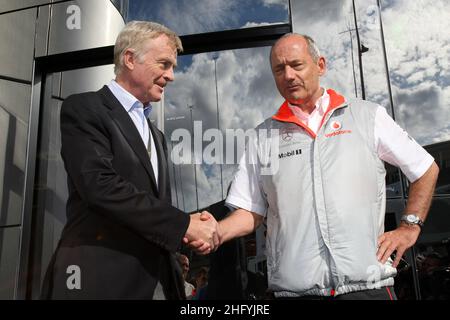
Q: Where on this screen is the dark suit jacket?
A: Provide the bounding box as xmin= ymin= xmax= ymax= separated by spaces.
xmin=41 ymin=86 xmax=189 ymax=299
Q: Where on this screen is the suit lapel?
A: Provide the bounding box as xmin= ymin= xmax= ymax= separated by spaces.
xmin=98 ymin=86 xmax=159 ymax=196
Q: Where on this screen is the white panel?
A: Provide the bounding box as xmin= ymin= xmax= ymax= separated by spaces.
xmin=48 ymin=0 xmax=125 ymax=55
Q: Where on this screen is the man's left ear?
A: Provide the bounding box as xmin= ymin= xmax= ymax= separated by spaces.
xmin=318 ymin=57 xmax=326 ymax=76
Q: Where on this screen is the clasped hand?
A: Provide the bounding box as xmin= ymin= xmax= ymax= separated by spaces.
xmin=184 ymin=211 xmax=220 ymax=255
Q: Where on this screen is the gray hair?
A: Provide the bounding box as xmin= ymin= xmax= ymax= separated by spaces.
xmin=114 ymin=21 xmax=183 ymax=75
xmin=270 ymin=33 xmax=321 ymax=63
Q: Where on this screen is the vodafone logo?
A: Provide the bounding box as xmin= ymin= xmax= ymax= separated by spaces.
xmin=325 ymin=120 xmax=351 ymax=138
xmin=330 ymin=121 xmax=341 ymax=131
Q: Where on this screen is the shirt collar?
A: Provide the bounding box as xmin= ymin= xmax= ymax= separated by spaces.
xmin=108 ymin=80 xmax=152 ymax=117
xmin=288 ymin=87 xmax=329 ymax=119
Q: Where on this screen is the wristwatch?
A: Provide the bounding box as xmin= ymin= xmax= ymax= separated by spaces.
xmin=400 ymin=214 xmax=424 ymax=228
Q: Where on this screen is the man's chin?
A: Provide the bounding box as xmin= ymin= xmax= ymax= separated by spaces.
xmin=148 ymin=93 xmax=162 ymax=103
xmin=287 ymin=96 xmax=307 ymax=105
xmin=285 ymin=91 xmax=306 ymax=103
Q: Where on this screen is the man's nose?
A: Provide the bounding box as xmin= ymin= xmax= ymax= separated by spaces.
xmin=164 ymin=67 xmax=175 ymax=82
xmin=284 ymin=66 xmax=296 ymax=81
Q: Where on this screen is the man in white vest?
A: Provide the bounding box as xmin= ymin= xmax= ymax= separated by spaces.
xmin=189 ymin=33 xmax=439 ymax=299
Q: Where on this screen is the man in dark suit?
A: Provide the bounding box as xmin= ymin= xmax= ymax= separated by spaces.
xmin=41 ymin=21 xmax=219 ymax=299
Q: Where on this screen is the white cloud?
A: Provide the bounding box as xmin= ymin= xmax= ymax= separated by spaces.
xmin=241 ymin=21 xmax=272 ymax=28
xmin=132 ymin=0 xmax=240 ymax=35
xmin=380 ymin=0 xmax=450 ymax=145
xmin=261 ymin=0 xmax=288 ymax=9
xmin=162 ymin=0 xmax=450 ymax=210
xmin=163 ymin=47 xmax=282 ymax=211
xmin=290 ymin=0 xmax=450 ymax=145
xmin=388 ymin=83 xmax=450 ymax=147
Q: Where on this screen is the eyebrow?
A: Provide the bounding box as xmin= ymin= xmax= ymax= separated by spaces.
xmin=274 ymin=59 xmax=303 ymax=69
xmin=159 ymin=57 xmax=177 ymax=68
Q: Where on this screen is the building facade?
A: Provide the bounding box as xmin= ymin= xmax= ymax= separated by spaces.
xmin=0 ymin=0 xmax=448 ymax=299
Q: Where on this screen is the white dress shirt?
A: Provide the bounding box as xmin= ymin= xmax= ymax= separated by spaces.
xmin=107 ymin=80 xmax=159 ymax=186
xmin=226 ymin=89 xmax=434 ymax=215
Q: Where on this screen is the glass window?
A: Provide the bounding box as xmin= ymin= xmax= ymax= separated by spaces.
xmin=291 ymin=0 xmax=362 ymax=99
xmin=384 ymin=211 xmax=417 ymax=299
xmin=31 ymin=65 xmax=114 ymax=297
xmin=385 ymin=163 xmax=402 ymax=198
xmin=394 ymin=258 xmax=417 ymax=300
xmin=381 ymin=0 xmax=450 ymax=146
xmin=157 ymin=47 xmax=283 ymax=212
xmin=125 ymin=0 xmax=289 ymax=36
xmin=0 ymin=227 xmax=21 ymax=299
xmin=354 ymin=0 xmax=395 ymax=116
xmin=416 ymin=240 xmax=450 ymax=300
xmin=425 ymin=142 xmax=450 ymax=196
xmin=32 ymin=96 xmax=68 ymax=297
xmin=0 ymin=79 xmax=30 ymax=228
xmin=415 ymin=198 xmax=450 ymax=300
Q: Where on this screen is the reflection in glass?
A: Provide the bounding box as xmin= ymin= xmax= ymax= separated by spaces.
xmin=414 ymin=198 xmax=450 ymax=300
xmin=0 ymin=227 xmax=21 ymax=299
xmin=110 ymin=0 xmax=129 ymax=20
xmin=385 ymin=163 xmax=402 ymax=198
xmin=416 ymin=221 xmax=450 ymax=300
xmin=394 ymin=254 xmax=417 ymax=300
xmin=355 ymin=0 xmax=394 ymax=116
xmin=381 ymin=0 xmax=450 ymax=145
xmin=291 ymin=0 xmax=362 ymax=99
xmin=162 ymin=47 xmax=282 ymax=212
xmin=425 ymin=141 xmax=450 ymax=195
xmin=0 ymin=80 xmax=30 ymax=228
xmin=385 ymin=211 xmax=416 ymax=299
xmin=31 ymin=66 xmax=115 ymax=297
xmin=32 ymin=97 xmax=68 ymax=298
xmin=125 ymin=0 xmax=289 ymax=36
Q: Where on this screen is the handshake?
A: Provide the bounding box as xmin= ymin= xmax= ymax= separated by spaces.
xmin=183 ymin=211 xmax=221 ymax=255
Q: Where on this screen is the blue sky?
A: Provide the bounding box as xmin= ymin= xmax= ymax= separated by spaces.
xmin=139 ymin=0 xmax=450 ymax=210
xmin=128 ymin=0 xmax=288 ymax=36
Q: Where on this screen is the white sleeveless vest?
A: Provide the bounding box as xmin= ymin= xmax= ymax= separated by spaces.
xmin=255 ymin=90 xmax=396 ymax=297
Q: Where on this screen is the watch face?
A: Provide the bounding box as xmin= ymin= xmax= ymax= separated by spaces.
xmin=407 ymin=215 xmax=417 ymax=223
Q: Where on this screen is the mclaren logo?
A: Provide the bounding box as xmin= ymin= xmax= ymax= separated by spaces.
xmin=278 ymin=149 xmax=302 ymax=159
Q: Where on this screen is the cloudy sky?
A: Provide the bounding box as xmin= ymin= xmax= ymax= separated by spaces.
xmin=130 ymin=0 xmax=449 ymax=211
xmin=379 ymin=0 xmax=450 ymax=145
xmin=129 ymin=0 xmax=288 ymax=36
